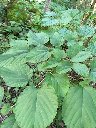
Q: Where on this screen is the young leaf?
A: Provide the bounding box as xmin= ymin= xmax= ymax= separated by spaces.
xmin=62 ymin=86 xmax=96 ymax=128
xmin=14 ymin=85 xmax=58 ymax=128
xmin=71 ymin=51 xmax=92 ymax=62
xmin=73 ymin=63 xmax=89 ymax=77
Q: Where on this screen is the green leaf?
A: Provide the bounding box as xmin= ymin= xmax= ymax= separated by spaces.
xmin=27 ymin=31 xmax=49 ymax=45
xmin=42 ymin=10 xmax=72 ymax=27
xmin=45 ymin=73 xmax=70 ymax=97
xmin=14 ymin=85 xmax=58 ymax=128
xmin=0 ymin=54 xmax=26 ymax=67
xmin=38 ymin=58 xmax=60 ymax=71
xmin=78 ymin=25 xmax=95 ymax=37
xmin=62 ymin=86 xmax=96 ymax=128
xmin=10 ymin=40 xmax=29 ymax=50
xmin=52 ymin=48 xmax=66 ymax=60
xmin=44 ymin=11 xmax=56 ymax=17
xmin=4 ymin=40 xmax=29 ymax=56
xmin=0 ymin=86 xmax=4 ymax=104
xmin=87 ymin=42 xmax=96 ymax=56
xmin=50 ymin=32 xmax=63 ymax=46
xmin=0 ymin=41 xmax=28 ymax=68
xmin=56 ymin=61 xmax=72 ymax=74
xmin=26 ymin=47 xmax=51 ymax=63
xmin=0 ymin=63 xmax=32 ymax=87
xmin=73 ymin=63 xmax=89 ymax=77
xmin=71 ymin=51 xmax=92 ymax=62
xmin=1 ymin=114 xmax=19 ymax=128
xmin=0 ymin=55 xmax=30 ymax=87
xmin=27 ymin=30 xmax=38 ymax=45
xmin=42 ymin=18 xmax=59 ymax=27
xmin=35 ymin=32 xmax=49 ymax=45
xmin=60 ymin=12 xmax=72 ymax=25
xmin=59 ymin=29 xmax=78 ymax=41
xmin=66 ymin=44 xmax=84 ymax=58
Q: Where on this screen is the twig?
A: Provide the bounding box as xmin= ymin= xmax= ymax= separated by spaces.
xmin=35 ymin=78 xmax=45 ymax=88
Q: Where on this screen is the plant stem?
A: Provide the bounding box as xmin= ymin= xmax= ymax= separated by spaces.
xmin=44 ymin=0 xmax=51 ymax=12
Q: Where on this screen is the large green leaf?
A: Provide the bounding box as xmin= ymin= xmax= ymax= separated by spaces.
xmin=26 ymin=47 xmax=51 ymax=63
xmin=45 ymin=73 xmax=70 ymax=97
xmin=9 ymin=40 xmax=29 ymax=50
xmin=14 ymin=85 xmax=58 ymax=128
xmin=0 ymin=86 xmax=4 ymax=104
xmin=3 ymin=40 xmax=29 ymax=56
xmin=62 ymin=86 xmax=96 ymax=128
xmin=0 ymin=54 xmax=26 ymax=67
xmin=1 ymin=114 xmax=19 ymax=128
xmin=73 ymin=63 xmax=89 ymax=77
xmin=71 ymin=51 xmax=92 ymax=62
xmin=0 ymin=40 xmax=28 ymax=69
xmin=0 ymin=61 xmax=32 ymax=87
